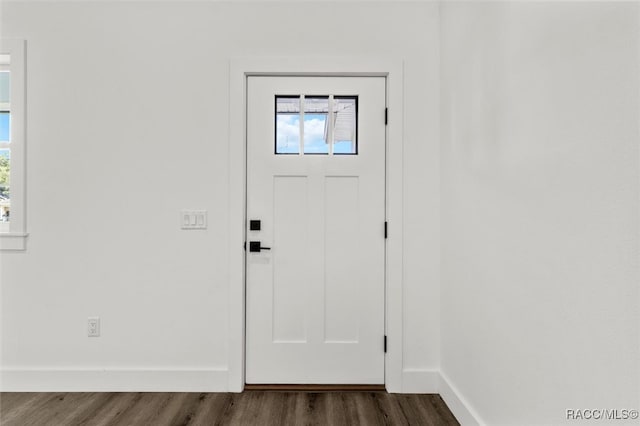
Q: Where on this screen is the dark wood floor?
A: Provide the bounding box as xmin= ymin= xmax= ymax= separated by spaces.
xmin=1 ymin=391 xmax=459 ymax=425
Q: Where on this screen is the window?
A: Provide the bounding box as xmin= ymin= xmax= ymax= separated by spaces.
xmin=0 ymin=40 xmax=27 ymax=250
xmin=275 ymin=95 xmax=357 ymax=155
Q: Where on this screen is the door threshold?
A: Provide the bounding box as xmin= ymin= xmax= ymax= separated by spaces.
xmin=244 ymin=384 xmax=386 ymax=392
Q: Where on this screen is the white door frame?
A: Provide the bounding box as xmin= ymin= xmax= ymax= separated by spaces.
xmin=228 ymin=57 xmax=404 ymax=392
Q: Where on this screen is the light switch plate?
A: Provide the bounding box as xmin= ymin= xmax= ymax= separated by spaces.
xmin=181 ymin=210 xmax=207 ymax=230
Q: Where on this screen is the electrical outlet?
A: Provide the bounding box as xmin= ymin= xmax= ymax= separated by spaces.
xmin=88 ymin=317 xmax=100 ymax=337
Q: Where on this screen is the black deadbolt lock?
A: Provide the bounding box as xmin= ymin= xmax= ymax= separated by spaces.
xmin=250 ymin=220 xmax=261 ymax=231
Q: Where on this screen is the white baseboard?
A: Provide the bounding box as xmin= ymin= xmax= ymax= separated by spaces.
xmin=2 ymin=366 xmax=482 ymax=425
xmin=401 ymin=368 xmax=440 ymax=393
xmin=0 ymin=367 xmax=229 ymax=392
xmin=438 ymin=371 xmax=484 ymax=426
xmin=398 ymin=368 xmax=483 ymax=425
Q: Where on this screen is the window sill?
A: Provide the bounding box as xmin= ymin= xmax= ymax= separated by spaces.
xmin=0 ymin=233 xmax=28 ymax=250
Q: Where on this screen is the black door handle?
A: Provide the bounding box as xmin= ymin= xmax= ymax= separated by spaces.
xmin=249 ymin=241 xmax=271 ymax=252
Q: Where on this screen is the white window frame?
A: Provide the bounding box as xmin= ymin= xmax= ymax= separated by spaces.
xmin=0 ymin=39 xmax=27 ymax=250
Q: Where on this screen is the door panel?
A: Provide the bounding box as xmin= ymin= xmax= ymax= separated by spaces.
xmin=246 ymin=76 xmax=386 ymax=384
xmin=272 ymin=175 xmax=308 ymax=343
xmin=324 ymin=175 xmax=360 ymax=343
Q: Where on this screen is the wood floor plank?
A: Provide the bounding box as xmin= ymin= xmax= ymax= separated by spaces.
xmin=132 ymin=392 xmax=188 ymax=426
xmin=100 ymin=392 xmax=149 ymax=425
xmin=0 ymin=392 xmax=39 ymax=420
xmin=0 ymin=392 xmax=29 ymax=412
xmin=272 ymin=391 xmax=308 ymax=426
xmin=260 ymin=391 xmax=289 ymax=425
xmin=92 ymin=392 xmax=147 ymax=426
xmin=0 ymin=392 xmax=66 ymax=426
xmin=423 ymin=394 xmax=461 ymax=426
xmin=371 ymin=391 xmax=410 ymax=425
xmin=402 ymin=394 xmax=446 ymax=426
xmin=33 ymin=392 xmax=103 ymax=426
xmin=305 ymin=392 xmax=328 ymax=426
xmin=104 ymin=392 xmax=171 ymax=426
xmin=211 ymin=393 xmax=242 ymax=426
xmin=352 ymin=392 xmax=389 ymax=425
xmin=166 ymin=392 xmax=210 ymax=426
xmin=69 ymin=392 xmax=123 ymax=426
xmin=394 ymin=394 xmax=434 ymax=426
xmin=61 ymin=393 xmax=112 ymax=425
xmin=321 ymin=392 xmax=349 ymax=425
xmin=0 ymin=391 xmax=460 ymax=426
xmin=185 ymin=393 xmax=234 ymax=426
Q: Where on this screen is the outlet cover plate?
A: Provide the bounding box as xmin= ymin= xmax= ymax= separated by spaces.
xmin=88 ymin=317 xmax=100 ymax=337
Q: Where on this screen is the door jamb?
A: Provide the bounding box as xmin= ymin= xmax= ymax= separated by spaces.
xmin=228 ymin=57 xmax=404 ymax=392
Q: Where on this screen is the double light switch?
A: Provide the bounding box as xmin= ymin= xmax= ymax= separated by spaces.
xmin=181 ymin=210 xmax=207 ymax=229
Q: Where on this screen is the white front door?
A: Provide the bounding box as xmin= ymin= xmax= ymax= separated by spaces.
xmin=246 ymin=76 xmax=386 ymax=384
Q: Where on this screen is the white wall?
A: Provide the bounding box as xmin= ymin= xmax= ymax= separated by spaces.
xmin=0 ymin=1 xmax=441 ymax=390
xmin=4 ymin=1 xmax=637 ymax=422
xmin=441 ymin=2 xmax=639 ymax=424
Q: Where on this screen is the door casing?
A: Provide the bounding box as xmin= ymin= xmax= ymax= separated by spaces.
xmin=228 ymin=57 xmax=404 ymax=392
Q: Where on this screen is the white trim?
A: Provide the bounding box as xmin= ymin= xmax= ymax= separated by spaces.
xmin=0 ymin=232 xmax=28 ymax=250
xmin=0 ymin=367 xmax=229 ymax=392
xmin=0 ymin=39 xmax=27 ymax=251
xmin=228 ymin=56 xmax=404 ymax=393
xmin=439 ymin=372 xmax=485 ymax=426
xmin=401 ymin=368 xmax=439 ymax=393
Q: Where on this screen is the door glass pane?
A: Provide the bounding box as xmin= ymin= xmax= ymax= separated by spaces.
xmin=276 ymin=96 xmax=301 ymax=154
xmin=275 ymin=95 xmax=358 ymax=156
xmin=303 ymin=97 xmax=328 ymax=154
xmin=333 ymin=97 xmax=357 ymax=154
